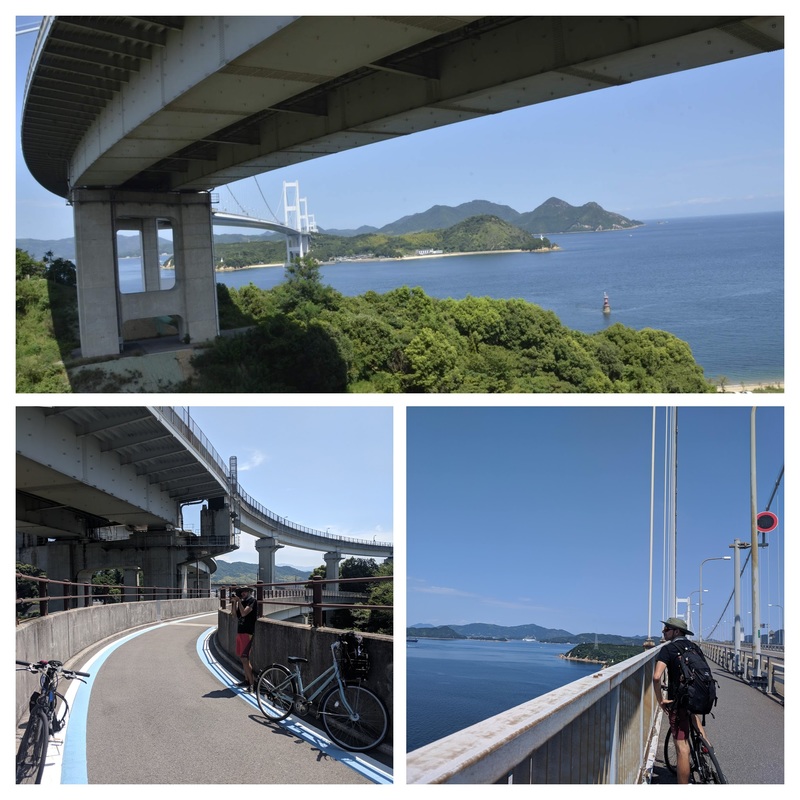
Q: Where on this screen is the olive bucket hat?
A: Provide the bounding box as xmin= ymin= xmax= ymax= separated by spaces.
xmin=661 ymin=616 xmax=694 ymax=636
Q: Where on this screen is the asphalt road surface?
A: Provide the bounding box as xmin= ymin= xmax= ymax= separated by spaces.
xmin=82 ymin=613 xmax=379 ymax=783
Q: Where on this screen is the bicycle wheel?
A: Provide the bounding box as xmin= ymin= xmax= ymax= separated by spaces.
xmin=694 ymin=736 xmax=726 ymax=784
xmin=663 ymin=728 xmax=677 ymax=775
xmin=255 ymin=665 xmax=296 ymax=722
xmin=16 ymin=708 xmax=49 ymax=784
xmin=321 ymin=684 xmax=388 ymax=752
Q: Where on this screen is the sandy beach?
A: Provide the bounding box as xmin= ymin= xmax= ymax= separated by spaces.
xmin=214 ymin=247 xmax=560 ymax=273
xmin=717 ymin=380 xmax=784 ymax=393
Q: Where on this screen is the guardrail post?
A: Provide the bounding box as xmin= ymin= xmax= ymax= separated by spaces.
xmin=255 ymin=582 xmax=264 ymax=617
xmin=311 ymin=576 xmax=324 ymax=628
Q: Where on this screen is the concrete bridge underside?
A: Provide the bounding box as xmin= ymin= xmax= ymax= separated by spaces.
xmin=22 ymin=16 xmax=783 ymax=357
xmin=16 ymin=407 xmax=392 ymax=604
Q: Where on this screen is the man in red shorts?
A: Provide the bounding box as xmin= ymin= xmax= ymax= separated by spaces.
xmin=653 ymin=617 xmax=703 ymax=784
xmin=232 ymin=586 xmax=257 ymax=691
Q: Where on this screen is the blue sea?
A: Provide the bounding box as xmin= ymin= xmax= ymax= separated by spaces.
xmin=121 ymin=212 xmax=783 ymax=385
xmin=407 ymin=639 xmax=600 ymax=752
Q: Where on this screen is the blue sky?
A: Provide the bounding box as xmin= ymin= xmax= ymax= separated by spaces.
xmin=14 ymin=14 xmax=785 ymax=241
xmin=407 ymin=406 xmax=785 ymax=638
xmin=179 ymin=406 xmax=393 ymax=570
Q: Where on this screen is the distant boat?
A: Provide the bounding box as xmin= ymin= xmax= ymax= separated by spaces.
xmin=407 ymin=638 xmax=418 ymax=643
xmin=522 ymin=637 xmax=537 ymax=642
xmin=602 ymin=292 xmax=611 ymax=315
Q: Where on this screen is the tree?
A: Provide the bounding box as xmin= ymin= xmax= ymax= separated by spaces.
xmin=16 ymin=248 xmax=45 ymax=280
xmin=16 ymin=562 xmax=45 ymax=618
xmin=339 ymin=557 xmax=380 ymax=593
xmin=92 ymin=569 xmax=124 ymax=603
xmin=42 ymin=251 xmax=77 ymax=287
xmin=351 ymin=560 xmax=393 ymax=635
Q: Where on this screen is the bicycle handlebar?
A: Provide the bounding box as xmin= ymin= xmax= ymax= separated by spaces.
xmin=16 ymin=659 xmax=91 ymax=679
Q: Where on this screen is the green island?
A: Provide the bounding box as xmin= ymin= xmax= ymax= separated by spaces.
xmin=561 ymin=643 xmax=645 ymax=667
xmin=213 ymin=214 xmax=556 ymax=268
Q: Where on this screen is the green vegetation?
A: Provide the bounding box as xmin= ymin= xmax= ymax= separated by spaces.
xmin=184 ymin=256 xmax=713 ymax=393
xmin=16 ymin=241 xmax=716 ymax=394
xmin=312 ymin=557 xmax=393 ymax=635
xmin=211 ymin=561 xmax=310 ymax=585
xmin=213 ymin=214 xmax=553 ymax=266
xmin=16 ymin=562 xmax=45 ymax=619
xmin=16 ymin=248 xmax=79 ymax=392
xmin=407 ymin=626 xmax=464 ymax=639
xmin=562 ymin=642 xmax=644 ymax=666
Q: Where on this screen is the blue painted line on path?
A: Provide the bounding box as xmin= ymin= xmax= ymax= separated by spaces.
xmin=196 ymin=628 xmax=393 ymax=784
xmin=60 ymin=612 xmax=215 ymax=784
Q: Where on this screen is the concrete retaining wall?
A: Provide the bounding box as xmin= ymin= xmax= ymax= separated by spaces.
xmin=16 ymin=598 xmax=217 ymax=722
xmin=218 ymin=610 xmax=393 ymax=746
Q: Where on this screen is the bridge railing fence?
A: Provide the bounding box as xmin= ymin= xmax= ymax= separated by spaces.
xmin=407 ymin=643 xmax=664 ymax=784
xmin=16 ymin=572 xmax=211 ymax=619
xmin=701 ymin=641 xmax=784 ymax=701
xmin=217 ymin=575 xmax=393 ymax=628
xmin=153 ymin=406 xmax=393 ymax=550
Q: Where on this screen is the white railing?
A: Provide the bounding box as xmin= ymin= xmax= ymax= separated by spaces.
xmin=407 ymin=644 xmax=664 ymax=784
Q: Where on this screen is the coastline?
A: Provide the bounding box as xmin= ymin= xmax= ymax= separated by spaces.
xmin=716 ymin=379 xmax=784 ymax=393
xmin=213 ymin=246 xmax=560 ymax=273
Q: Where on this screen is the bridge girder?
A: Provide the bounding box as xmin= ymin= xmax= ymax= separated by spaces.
xmin=22 ymin=16 xmax=783 ymax=200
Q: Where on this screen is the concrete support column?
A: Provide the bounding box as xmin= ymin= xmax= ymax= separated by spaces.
xmin=76 ymin=567 xmax=95 ymax=609
xmin=256 ymin=537 xmax=284 ymax=586
xmin=123 ymin=568 xmax=140 ymax=602
xmin=72 ymin=190 xmax=122 ymax=357
xmin=180 ymin=563 xmax=189 ymax=598
xmin=71 ymin=189 xmax=219 ymax=358
xmin=141 ymin=217 xmax=162 ymax=292
xmin=324 ymin=551 xmax=342 ymax=592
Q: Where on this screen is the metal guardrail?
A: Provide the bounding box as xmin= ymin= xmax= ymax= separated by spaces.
xmin=218 ymin=575 xmax=393 ymax=628
xmin=407 ymin=644 xmax=663 ymax=784
xmin=17 ymin=572 xmax=393 ymax=629
xmin=701 ymin=642 xmax=784 ymax=702
xmin=15 ymin=572 xmax=208 ymax=618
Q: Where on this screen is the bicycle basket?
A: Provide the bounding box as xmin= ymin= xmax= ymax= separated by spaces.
xmin=339 ymin=633 xmax=371 ymax=680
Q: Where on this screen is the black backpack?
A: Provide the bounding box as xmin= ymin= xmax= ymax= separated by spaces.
xmin=672 ymin=639 xmax=718 ymax=720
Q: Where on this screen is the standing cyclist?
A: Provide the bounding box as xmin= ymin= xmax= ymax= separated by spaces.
xmin=232 ymin=586 xmax=257 ymax=691
xmin=653 ymin=617 xmax=710 ymax=784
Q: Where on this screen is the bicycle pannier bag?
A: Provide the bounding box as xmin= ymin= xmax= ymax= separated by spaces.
xmin=340 ymin=632 xmax=370 ymax=680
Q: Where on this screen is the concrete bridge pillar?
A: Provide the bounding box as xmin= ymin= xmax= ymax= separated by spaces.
xmin=256 ymin=537 xmax=284 ymax=585
xmin=123 ymin=568 xmax=140 ymax=602
xmin=324 ymin=551 xmax=343 ymax=592
xmin=71 ymin=188 xmax=219 ymax=358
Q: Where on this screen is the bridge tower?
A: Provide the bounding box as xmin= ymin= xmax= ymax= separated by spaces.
xmin=282 ymin=181 xmax=316 ymax=265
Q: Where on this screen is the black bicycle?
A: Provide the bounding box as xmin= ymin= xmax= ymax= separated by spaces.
xmin=15 ymin=659 xmax=90 ymax=784
xmin=664 ymin=714 xmax=726 ymax=784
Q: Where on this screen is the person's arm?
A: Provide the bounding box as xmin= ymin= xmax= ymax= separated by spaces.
xmin=238 ymin=597 xmax=254 ymax=617
xmin=653 ymin=660 xmax=670 ymax=710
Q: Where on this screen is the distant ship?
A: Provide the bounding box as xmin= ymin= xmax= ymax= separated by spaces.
xmin=522 ymin=637 xmax=537 ymax=642
xmin=602 ymin=292 xmax=611 ymax=315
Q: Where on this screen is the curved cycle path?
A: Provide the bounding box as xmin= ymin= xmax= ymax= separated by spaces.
xmin=56 ymin=612 xmax=391 ymax=784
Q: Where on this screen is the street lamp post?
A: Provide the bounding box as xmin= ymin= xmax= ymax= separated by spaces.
xmin=699 ymin=556 xmax=732 ymax=642
xmin=687 ymin=589 xmax=707 ymax=636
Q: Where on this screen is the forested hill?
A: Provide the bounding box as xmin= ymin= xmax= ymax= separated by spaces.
xmin=211 ymin=560 xmax=312 ymax=584
xmin=333 ymin=197 xmax=642 ymax=237
xmin=17 ymin=197 xmax=639 ymax=260
xmin=213 ymin=214 xmax=553 ymax=267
